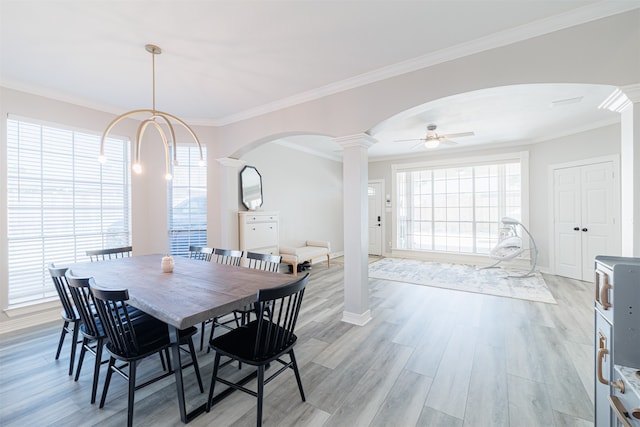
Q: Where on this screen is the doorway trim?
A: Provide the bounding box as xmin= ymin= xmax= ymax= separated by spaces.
xmin=547 ymin=154 xmax=620 ymax=276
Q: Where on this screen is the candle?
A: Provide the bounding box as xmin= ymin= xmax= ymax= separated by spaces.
xmin=161 ymin=255 xmax=174 ymax=273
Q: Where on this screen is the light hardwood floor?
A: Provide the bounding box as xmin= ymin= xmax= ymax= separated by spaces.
xmin=0 ymin=259 xmax=594 ymax=426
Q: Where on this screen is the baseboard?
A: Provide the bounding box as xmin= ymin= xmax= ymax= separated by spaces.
xmin=0 ymin=308 xmax=59 ymax=335
xmin=341 ymin=309 xmax=372 ymax=326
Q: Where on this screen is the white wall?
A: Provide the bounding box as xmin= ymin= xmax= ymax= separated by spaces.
xmin=0 ymin=87 xmax=188 ymax=331
xmin=240 ymin=141 xmax=344 ymax=254
xmin=368 ymin=123 xmax=621 ymax=271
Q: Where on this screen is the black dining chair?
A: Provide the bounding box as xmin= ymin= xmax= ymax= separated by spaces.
xmin=48 ymin=264 xmax=82 ymax=376
xmin=199 ymin=248 xmax=244 ymax=350
xmin=189 ymin=245 xmax=216 ymax=350
xmin=206 ymin=273 xmax=309 ymax=427
xmin=246 ymin=251 xmax=282 ymax=273
xmin=235 ymin=252 xmax=283 ymax=325
xmin=65 ymin=272 xmax=108 ymax=404
xmin=189 ymin=245 xmax=214 ymax=262
xmin=86 ymin=246 xmax=132 ymax=262
xmin=90 ymin=284 xmax=203 ymax=427
xmin=66 ymin=271 xmax=149 ymax=404
xmin=212 ymin=248 xmax=243 ymax=266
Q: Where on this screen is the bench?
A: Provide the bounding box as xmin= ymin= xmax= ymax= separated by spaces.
xmin=279 ymin=241 xmax=331 ymax=276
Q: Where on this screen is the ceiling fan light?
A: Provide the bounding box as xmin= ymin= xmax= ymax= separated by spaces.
xmin=424 ymin=139 xmax=440 ymax=149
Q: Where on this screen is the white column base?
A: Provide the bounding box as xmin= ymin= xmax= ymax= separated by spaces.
xmin=341 ymin=309 xmax=372 ymax=326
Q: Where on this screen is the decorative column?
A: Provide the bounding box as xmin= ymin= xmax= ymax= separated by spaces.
xmin=209 ymin=157 xmax=245 ymax=250
xmin=601 ymin=84 xmax=640 ymax=256
xmin=335 ymin=133 xmax=377 ymax=325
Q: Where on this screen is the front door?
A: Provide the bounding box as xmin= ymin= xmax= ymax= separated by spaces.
xmin=368 ymin=181 xmax=383 ymax=255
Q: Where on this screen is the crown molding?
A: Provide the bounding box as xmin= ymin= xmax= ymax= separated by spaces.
xmin=212 ymin=2 xmax=640 ymax=126
xmin=3 ymin=3 xmax=637 ymax=128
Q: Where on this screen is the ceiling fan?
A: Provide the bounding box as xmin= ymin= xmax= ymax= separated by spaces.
xmin=395 ymin=124 xmax=474 ymax=148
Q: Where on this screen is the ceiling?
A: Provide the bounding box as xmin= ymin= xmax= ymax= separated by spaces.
xmin=1 ymin=1 xmax=636 ymax=160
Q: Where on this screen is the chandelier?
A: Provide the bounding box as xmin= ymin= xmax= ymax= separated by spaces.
xmin=99 ymin=44 xmax=204 ymax=180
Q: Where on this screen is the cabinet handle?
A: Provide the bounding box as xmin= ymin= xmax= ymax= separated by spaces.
xmin=601 ymin=279 xmax=612 ymax=310
xmin=597 ymin=348 xmax=609 ymax=385
xmin=612 ymin=379 xmax=625 ymax=393
xmin=595 ymin=271 xmax=601 ymax=304
xmin=573 ymin=227 xmax=580 ymax=231
xmin=609 ymin=396 xmax=633 ymax=427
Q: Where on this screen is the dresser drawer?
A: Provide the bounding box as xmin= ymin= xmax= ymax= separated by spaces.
xmin=249 ymin=246 xmax=279 ymax=256
xmin=245 ymin=221 xmax=278 ymax=249
xmin=245 ymin=214 xmax=278 ymax=223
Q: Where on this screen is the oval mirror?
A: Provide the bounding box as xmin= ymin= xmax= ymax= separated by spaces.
xmin=240 ymin=165 xmax=263 ymax=210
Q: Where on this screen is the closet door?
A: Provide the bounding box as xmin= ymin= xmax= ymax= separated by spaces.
xmin=553 ymin=161 xmax=616 ymax=281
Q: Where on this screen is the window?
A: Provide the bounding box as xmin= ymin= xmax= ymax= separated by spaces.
xmin=7 ymin=117 xmax=131 ymax=305
xmin=167 ymin=145 xmax=207 ymax=257
xmin=395 ymin=156 xmax=523 ymax=255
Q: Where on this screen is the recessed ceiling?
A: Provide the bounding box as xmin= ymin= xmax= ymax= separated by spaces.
xmin=0 ymin=1 xmax=634 ymax=160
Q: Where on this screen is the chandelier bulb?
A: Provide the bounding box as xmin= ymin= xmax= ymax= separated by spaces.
xmin=98 ymin=154 xmax=107 ymax=164
xmin=132 ymin=163 xmax=142 ymax=174
xmin=164 ymin=173 xmax=173 ymax=181
xmin=198 ymin=159 xmax=205 ymax=167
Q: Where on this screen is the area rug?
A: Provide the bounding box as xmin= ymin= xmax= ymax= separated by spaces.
xmin=368 ymin=258 xmax=556 ymax=304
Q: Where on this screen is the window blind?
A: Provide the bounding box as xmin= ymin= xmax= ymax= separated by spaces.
xmin=167 ymin=146 xmax=207 ymax=258
xmin=6 ymin=117 xmax=131 ymax=305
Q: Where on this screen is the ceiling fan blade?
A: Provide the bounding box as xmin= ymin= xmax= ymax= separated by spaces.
xmin=438 ymin=131 xmax=474 ymax=139
xmin=439 ymin=138 xmax=459 ymax=145
xmin=394 ymin=138 xmax=426 ymax=143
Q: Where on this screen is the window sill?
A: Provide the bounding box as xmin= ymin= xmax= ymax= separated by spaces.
xmin=4 ymin=298 xmax=60 ymax=318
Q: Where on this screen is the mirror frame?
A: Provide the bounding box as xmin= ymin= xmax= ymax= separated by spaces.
xmin=240 ymin=165 xmax=264 ymax=210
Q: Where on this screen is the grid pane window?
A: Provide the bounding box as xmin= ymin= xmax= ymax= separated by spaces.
xmin=396 ymin=161 xmax=521 ymax=255
xmin=167 ymin=146 xmax=207 ymax=257
xmin=7 ymin=117 xmax=131 ymax=305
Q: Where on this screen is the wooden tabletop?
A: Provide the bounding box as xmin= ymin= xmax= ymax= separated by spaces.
xmin=68 ymin=254 xmax=294 ymax=330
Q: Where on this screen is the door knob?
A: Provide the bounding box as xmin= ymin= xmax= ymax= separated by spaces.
xmin=582 ymin=228 xmax=588 ymax=232
xmin=377 ymin=216 xmax=381 ymax=222
xmin=573 ymin=227 xmax=580 ymax=231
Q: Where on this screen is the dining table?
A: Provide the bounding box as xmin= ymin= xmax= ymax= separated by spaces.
xmin=68 ymin=253 xmax=295 ymax=423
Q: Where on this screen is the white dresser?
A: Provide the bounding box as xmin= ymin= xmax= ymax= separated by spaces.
xmin=238 ymin=211 xmax=279 ymax=256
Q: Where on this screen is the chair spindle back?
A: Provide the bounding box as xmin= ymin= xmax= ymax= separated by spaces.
xmin=246 ymin=252 xmax=281 ymax=273
xmin=212 ymin=248 xmax=243 ymax=266
xmin=86 ymin=246 xmax=133 ymax=262
xmin=189 ymin=246 xmax=214 ymax=262
xmin=90 ymin=286 xmax=141 ymax=357
xmin=66 ymin=272 xmax=103 ymax=340
xmin=253 ymin=273 xmax=308 ymax=358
